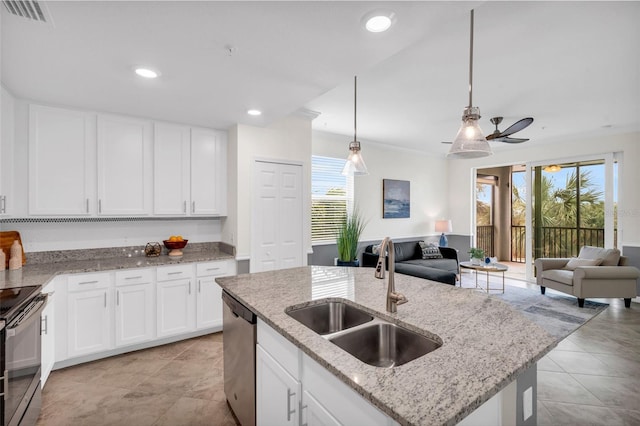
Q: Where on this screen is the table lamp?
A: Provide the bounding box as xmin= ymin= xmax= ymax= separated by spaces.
xmin=435 ymin=220 xmax=452 ymax=247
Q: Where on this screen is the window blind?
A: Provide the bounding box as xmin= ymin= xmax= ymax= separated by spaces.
xmin=311 ymin=156 xmax=354 ymax=243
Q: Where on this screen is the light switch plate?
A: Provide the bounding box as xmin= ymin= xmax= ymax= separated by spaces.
xmin=523 ymin=386 xmax=533 ymax=421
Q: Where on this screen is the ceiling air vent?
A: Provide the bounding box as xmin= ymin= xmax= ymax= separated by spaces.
xmin=2 ymin=0 xmax=51 ymax=23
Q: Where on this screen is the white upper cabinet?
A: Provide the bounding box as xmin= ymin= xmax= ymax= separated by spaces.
xmin=153 ymin=123 xmax=190 ymax=215
xmin=97 ymin=114 xmax=152 ymax=215
xmin=191 ymin=128 xmax=227 ymax=216
xmin=28 ymin=105 xmax=96 ymax=215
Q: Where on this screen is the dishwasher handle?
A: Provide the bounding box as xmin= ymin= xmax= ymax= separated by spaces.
xmin=222 ymin=290 xmax=257 ymax=324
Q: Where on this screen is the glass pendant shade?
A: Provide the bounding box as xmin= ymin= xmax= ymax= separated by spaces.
xmin=447 ymin=107 xmax=492 ymax=159
xmin=342 ymin=141 xmax=369 ymax=175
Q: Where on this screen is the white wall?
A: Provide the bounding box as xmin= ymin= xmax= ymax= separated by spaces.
xmin=313 ymin=130 xmax=449 ymax=241
xmin=229 ymin=114 xmax=313 ymax=259
xmin=447 ymin=132 xmax=640 ymax=246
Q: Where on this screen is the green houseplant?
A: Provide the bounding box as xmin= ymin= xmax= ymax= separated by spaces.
xmin=468 ymin=247 xmax=485 ymax=265
xmin=336 ymin=209 xmax=367 ymax=266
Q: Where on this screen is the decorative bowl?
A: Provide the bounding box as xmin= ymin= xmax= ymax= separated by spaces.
xmin=163 ymin=239 xmax=188 ymax=256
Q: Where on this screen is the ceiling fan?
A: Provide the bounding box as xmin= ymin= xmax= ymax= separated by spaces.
xmin=441 ymin=116 xmax=534 ymax=145
xmin=485 ymin=116 xmax=534 ymax=143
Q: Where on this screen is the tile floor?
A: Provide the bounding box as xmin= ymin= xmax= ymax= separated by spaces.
xmin=37 ymin=272 xmax=640 ymax=426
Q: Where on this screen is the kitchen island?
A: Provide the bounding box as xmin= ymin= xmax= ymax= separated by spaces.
xmin=216 ymin=265 xmax=557 ymax=426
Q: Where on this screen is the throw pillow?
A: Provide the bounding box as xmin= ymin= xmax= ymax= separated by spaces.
xmin=563 ymin=257 xmax=603 ymax=271
xmin=371 ymin=244 xmax=381 ymax=255
xmin=419 ymin=241 xmax=443 ymax=259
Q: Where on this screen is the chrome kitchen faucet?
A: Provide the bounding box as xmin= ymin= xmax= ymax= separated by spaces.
xmin=375 ymin=237 xmax=408 ymax=313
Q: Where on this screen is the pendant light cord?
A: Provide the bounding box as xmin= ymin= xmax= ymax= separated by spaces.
xmin=354 ymin=75 xmax=358 ymax=142
xmin=468 ymin=9 xmax=474 ymax=108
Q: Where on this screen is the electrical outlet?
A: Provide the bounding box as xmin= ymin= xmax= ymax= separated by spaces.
xmin=523 ymin=386 xmax=533 ymax=421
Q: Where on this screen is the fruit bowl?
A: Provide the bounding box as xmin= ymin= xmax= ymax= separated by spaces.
xmin=163 ymin=239 xmax=188 ymax=257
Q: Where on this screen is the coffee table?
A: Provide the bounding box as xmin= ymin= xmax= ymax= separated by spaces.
xmin=459 ymin=261 xmax=508 ymax=293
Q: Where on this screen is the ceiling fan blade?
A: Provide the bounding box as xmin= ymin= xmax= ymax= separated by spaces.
xmin=499 ymin=117 xmax=534 ymax=137
xmin=485 ymin=132 xmax=500 ymax=141
xmin=496 ymin=136 xmax=529 ymax=144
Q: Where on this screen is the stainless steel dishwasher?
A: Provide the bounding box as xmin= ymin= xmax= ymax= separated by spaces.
xmin=222 ymin=290 xmax=257 ymax=426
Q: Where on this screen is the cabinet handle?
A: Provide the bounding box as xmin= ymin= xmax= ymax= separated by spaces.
xmin=183 ymin=201 xmax=187 ymax=213
xmin=1 ymin=195 xmax=6 ymax=214
xmin=104 ymin=292 xmax=107 ymax=308
xmin=286 ymin=389 xmax=296 ymax=421
xmin=206 ymin=267 xmax=220 ymax=271
xmin=86 ymin=198 xmax=89 ymax=213
xmin=198 ymin=279 xmax=201 ymax=293
xmin=41 ymin=315 xmax=48 ymax=335
xmin=299 ymin=401 xmax=308 ymax=426
xmin=78 ymin=280 xmax=99 ymax=285
xmin=117 ymin=290 xmax=120 ymax=305
xmin=168 ymin=271 xmax=182 ymax=276
xmin=99 ymin=199 xmax=102 ymax=214
xmin=125 ymin=276 xmax=143 ymax=280
xmin=192 ymin=201 xmax=195 ymax=213
xmin=188 ymin=281 xmax=191 ymax=294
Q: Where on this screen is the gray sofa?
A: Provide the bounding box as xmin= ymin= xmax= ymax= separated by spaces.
xmin=362 ymin=240 xmax=459 ymax=285
xmin=535 ymin=245 xmax=639 ymax=308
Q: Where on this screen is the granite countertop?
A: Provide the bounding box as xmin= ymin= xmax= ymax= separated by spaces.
xmin=216 ymin=266 xmax=558 ymax=426
xmin=1 ymin=244 xmax=234 ymax=290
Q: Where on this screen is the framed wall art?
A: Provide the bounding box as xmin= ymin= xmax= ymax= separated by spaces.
xmin=382 ymin=179 xmax=410 ymax=218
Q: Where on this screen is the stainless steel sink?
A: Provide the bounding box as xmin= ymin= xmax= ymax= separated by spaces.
xmin=329 ymin=322 xmax=442 ymax=368
xmin=286 ymin=301 xmax=374 ymax=335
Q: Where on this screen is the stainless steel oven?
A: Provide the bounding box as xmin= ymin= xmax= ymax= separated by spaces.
xmin=0 ymin=286 xmax=46 ymax=426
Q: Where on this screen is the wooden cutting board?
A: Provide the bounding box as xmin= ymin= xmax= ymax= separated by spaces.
xmin=1 ymin=230 xmax=26 ymax=269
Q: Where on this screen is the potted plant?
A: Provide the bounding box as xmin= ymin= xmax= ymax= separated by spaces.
xmin=468 ymin=247 xmax=485 ymax=265
xmin=336 ymin=209 xmax=367 ymax=267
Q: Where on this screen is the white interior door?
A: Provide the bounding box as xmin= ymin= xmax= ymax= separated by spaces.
xmin=252 ymin=160 xmax=303 ymax=273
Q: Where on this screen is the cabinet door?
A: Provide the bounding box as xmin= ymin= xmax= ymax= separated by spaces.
xmin=256 ymin=344 xmax=301 ymax=426
xmin=115 ymin=283 xmax=155 ymax=347
xmin=28 ymin=105 xmax=96 ymax=215
xmin=190 ymin=128 xmax=226 ymax=216
xmin=41 ymin=284 xmax=56 ymax=387
xmin=302 ymin=390 xmax=341 ymax=426
xmin=1 ymin=87 xmax=15 ymax=216
xmin=196 ymin=276 xmax=223 ymax=330
xmin=97 ymin=114 xmax=152 ymax=215
xmin=153 ymin=122 xmax=190 ymax=215
xmin=67 ymin=288 xmax=111 ymax=357
xmin=156 ymin=279 xmax=195 ymax=338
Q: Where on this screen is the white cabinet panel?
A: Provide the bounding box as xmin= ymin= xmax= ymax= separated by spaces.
xmin=191 ymin=128 xmax=226 ymax=216
xmin=196 ymin=276 xmax=222 ymax=330
xmin=302 ymin=390 xmax=341 ymax=426
xmin=115 ymin=283 xmax=155 ymax=347
xmin=1 ymin=87 xmax=15 ymax=216
xmin=28 ymin=105 xmax=96 ymax=215
xmin=156 ymin=278 xmax=195 ymax=338
xmin=153 ymin=122 xmax=190 ymax=215
xmin=41 ymin=280 xmax=57 ymax=387
xmin=256 ymin=344 xmax=301 ymax=426
xmin=67 ymin=288 xmax=112 ymax=357
xmin=97 ymin=114 xmax=152 ymax=215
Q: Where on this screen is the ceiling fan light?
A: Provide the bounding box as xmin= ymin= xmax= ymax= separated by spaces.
xmin=342 ymin=141 xmax=369 ymax=176
xmin=447 ymin=107 xmax=492 ymax=159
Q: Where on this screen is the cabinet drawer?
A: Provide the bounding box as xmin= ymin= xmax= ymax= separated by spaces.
xmin=68 ymin=272 xmax=111 ymax=292
xmin=157 ymin=264 xmax=194 ymax=281
xmin=115 ymin=268 xmax=153 ymax=286
xmin=196 ymin=261 xmax=228 ymax=277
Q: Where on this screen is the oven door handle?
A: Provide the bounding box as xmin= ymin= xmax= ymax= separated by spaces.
xmin=6 ymin=294 xmax=48 ymax=339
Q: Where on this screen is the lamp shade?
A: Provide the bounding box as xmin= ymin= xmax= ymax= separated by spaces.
xmin=435 ymin=220 xmax=452 ymax=233
xmin=342 ymin=141 xmax=369 ymax=176
xmin=447 ymin=108 xmax=492 ymax=159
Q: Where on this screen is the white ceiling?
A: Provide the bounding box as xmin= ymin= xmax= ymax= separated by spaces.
xmin=2 ymin=1 xmax=639 ymax=157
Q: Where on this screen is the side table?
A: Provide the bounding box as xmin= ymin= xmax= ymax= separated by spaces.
xmin=459 ymin=261 xmax=509 ymax=293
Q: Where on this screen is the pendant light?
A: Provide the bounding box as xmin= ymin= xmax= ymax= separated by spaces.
xmin=447 ymin=9 xmax=492 ymax=159
xmin=342 ymin=76 xmax=369 ymax=176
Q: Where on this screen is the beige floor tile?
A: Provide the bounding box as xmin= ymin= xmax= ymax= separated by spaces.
xmin=152 ymin=396 xmax=234 ymax=426
xmin=536 ymin=400 xmax=555 ymax=426
xmin=537 ymin=354 xmax=565 ymax=372
xmin=542 ymin=400 xmax=627 ymax=426
xmin=548 ymin=350 xmax=625 ymax=377
xmin=537 ymin=371 xmax=603 ymax=406
xmin=571 ymin=374 xmax=640 ymax=411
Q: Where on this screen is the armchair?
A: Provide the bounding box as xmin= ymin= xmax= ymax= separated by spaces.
xmin=535 ymin=246 xmax=639 ymax=308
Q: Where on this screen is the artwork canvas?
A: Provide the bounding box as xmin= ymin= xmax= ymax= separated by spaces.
xmin=383 ymin=179 xmax=410 ymax=218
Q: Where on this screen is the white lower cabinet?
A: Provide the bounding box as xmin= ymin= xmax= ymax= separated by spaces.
xmin=115 ymin=269 xmax=155 ymax=347
xmin=156 ymin=264 xmax=196 ymax=338
xmin=67 ymin=272 xmax=112 ymax=358
xmin=257 ymin=320 xmax=396 ymax=426
xmin=196 ymin=261 xmax=231 ymax=330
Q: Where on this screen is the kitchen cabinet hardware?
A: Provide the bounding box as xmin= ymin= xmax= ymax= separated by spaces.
xmin=117 ymin=290 xmax=120 ymax=305
xmin=299 ymin=401 xmax=308 ymax=426
xmin=189 ymin=281 xmax=192 ymax=294
xmin=86 ymin=198 xmax=89 ymax=213
xmin=198 ymin=280 xmax=201 ymax=293
xmin=206 ymin=267 xmax=220 ymax=271
xmin=183 ymin=201 xmax=187 ymax=213
xmin=104 ymin=293 xmax=107 ymax=308
xmin=41 ymin=315 xmax=49 ymax=335
xmin=98 ymin=199 xmax=102 ymax=214
xmin=168 ymin=271 xmax=182 ymax=275
xmin=125 ymin=276 xmax=143 ymax=280
xmin=287 ymin=389 xmax=296 ymax=421
xmin=79 ymin=280 xmax=99 ymax=285
xmin=1 ymin=195 xmax=6 ymax=213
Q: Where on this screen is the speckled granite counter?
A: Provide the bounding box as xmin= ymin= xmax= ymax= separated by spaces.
xmin=0 ymin=243 xmax=234 ymax=290
xmin=216 ymin=266 xmax=558 ymax=426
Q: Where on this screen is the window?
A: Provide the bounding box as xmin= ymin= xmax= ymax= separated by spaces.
xmin=311 ymin=156 xmax=354 ymax=243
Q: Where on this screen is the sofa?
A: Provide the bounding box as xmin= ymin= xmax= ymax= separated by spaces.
xmin=362 ymin=240 xmax=459 ymax=285
xmin=534 ymin=245 xmax=639 ymax=308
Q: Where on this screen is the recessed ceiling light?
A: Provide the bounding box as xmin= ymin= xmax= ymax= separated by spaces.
xmin=134 ymin=67 xmax=159 ymax=79
xmin=247 ymin=109 xmax=262 ymax=116
xmin=362 ymin=10 xmax=396 ymax=33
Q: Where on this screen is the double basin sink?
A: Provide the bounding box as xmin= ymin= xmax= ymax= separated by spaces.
xmin=286 ymin=300 xmax=441 ymax=368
